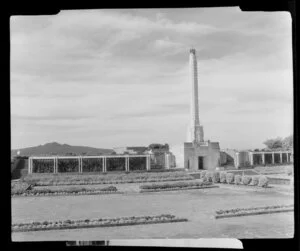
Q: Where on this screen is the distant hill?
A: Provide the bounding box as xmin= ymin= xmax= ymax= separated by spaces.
xmin=11 ymin=142 xmax=114 ymax=157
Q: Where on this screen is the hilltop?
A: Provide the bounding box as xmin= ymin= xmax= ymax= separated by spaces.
xmin=11 ymin=142 xmax=114 ymax=157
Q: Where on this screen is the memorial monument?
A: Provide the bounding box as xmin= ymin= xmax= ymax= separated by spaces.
xmin=184 ymin=49 xmax=220 ymax=170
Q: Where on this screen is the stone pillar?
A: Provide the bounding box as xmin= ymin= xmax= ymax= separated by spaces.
xmin=286 ymin=152 xmax=289 ymax=163
xmin=28 ymin=158 xmax=31 ymax=174
xmin=272 ymin=153 xmax=275 ymax=164
xmin=55 ymin=157 xmax=58 ymax=173
xmin=53 ymin=158 xmax=56 ymax=173
xmin=103 ymin=157 xmax=107 ymax=172
xmin=280 ymin=153 xmax=283 ymax=164
xmin=125 ymin=156 xmax=129 ymax=172
xmin=79 ymin=157 xmax=82 ymax=173
xmin=146 ymin=155 xmax=150 ymax=171
xmin=262 ymin=153 xmax=265 ymax=165
xmin=128 ymin=156 xmax=130 ymax=171
xmin=165 ymin=153 xmax=170 ymax=169
xmin=235 ymin=153 xmax=239 ymax=169
xmin=249 ymin=152 xmax=254 ymax=166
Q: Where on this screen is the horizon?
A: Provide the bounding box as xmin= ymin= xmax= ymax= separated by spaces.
xmin=11 ymin=8 xmax=293 ymax=161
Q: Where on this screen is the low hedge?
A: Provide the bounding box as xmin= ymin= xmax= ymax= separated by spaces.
xmin=215 ymin=204 xmax=294 ymax=218
xmin=23 ymin=171 xmax=194 ymax=186
xmin=11 ymin=182 xmax=33 ymax=194
xmin=140 ymin=180 xmax=212 ymax=190
xmin=12 ymin=186 xmax=118 ymax=197
xmin=12 ymin=214 xmax=188 ymax=232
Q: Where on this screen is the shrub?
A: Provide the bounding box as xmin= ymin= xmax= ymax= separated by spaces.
xmin=234 ymin=175 xmax=242 ymax=185
xmin=200 ymin=170 xmax=207 ymax=179
xmin=205 ymin=172 xmax=214 ymax=183
xmin=212 ymin=171 xmax=220 ymax=183
xmin=226 ymin=173 xmax=234 ymax=184
xmin=11 ymin=181 xmax=32 ymax=195
xmin=258 ymin=175 xmax=269 ymax=187
xmin=242 ymin=175 xmax=252 ymax=185
xmin=250 ymin=176 xmax=259 ymax=186
xmin=220 ymin=171 xmax=227 ymax=183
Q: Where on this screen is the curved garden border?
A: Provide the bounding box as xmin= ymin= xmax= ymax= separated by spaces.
xmin=12 ymin=215 xmax=188 ymax=232
xmin=215 ymin=204 xmax=294 ymax=219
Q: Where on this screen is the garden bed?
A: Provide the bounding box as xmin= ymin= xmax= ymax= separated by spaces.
xmin=139 ymin=181 xmax=215 ymax=192
xmin=140 ymin=185 xmax=219 ymax=193
xmin=12 ymin=214 xmax=188 ymax=232
xmin=22 ymin=172 xmax=194 ymax=186
xmin=218 ymin=183 xmax=273 ymax=190
xmin=11 ymin=186 xmax=119 ymax=197
xmin=215 ymin=204 xmax=294 ymax=219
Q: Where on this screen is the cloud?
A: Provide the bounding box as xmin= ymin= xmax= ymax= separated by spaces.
xmin=111 ymin=103 xmax=189 ymax=120
xmin=12 ymin=114 xmax=93 ymax=121
xmin=10 ymin=9 xmax=293 ymax=150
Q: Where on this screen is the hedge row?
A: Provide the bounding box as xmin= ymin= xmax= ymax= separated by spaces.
xmin=23 ymin=172 xmax=194 ymax=186
xmin=12 ymin=186 xmax=118 ymax=197
xmin=216 ymin=204 xmax=294 ymax=215
xmin=200 ymin=171 xmax=269 ymax=187
xmin=140 ymin=180 xmax=212 ymax=190
xmin=12 ymin=214 xmax=188 ymax=232
xmin=215 ymin=204 xmax=294 ymax=218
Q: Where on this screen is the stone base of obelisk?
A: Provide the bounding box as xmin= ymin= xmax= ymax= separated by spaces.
xmin=184 ymin=141 xmax=220 ymax=171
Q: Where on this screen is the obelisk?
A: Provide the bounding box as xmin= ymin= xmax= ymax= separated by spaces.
xmin=189 ymin=48 xmax=204 ymax=143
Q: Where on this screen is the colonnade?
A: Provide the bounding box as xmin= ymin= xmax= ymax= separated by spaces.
xmin=234 ymin=151 xmax=292 ymax=168
xmin=28 ymin=155 xmax=152 ymax=174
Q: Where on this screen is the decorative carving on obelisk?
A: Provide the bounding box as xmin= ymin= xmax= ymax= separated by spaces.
xmin=189 ymin=48 xmax=204 ymax=143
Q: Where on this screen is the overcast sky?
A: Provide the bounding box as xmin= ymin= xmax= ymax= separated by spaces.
xmin=11 ymin=8 xmax=293 ymax=161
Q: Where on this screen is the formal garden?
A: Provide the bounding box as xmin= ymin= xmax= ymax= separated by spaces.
xmin=12 ymin=183 xmax=294 ymax=240
xmin=11 ymin=164 xmax=294 ymax=240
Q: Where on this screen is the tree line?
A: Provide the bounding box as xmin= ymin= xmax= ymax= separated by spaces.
xmin=262 ymin=135 xmax=293 ymax=151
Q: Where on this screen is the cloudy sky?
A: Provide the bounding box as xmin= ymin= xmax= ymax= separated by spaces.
xmin=11 ymin=8 xmax=293 ymax=162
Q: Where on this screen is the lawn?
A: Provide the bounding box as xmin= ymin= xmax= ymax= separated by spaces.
xmin=254 ymin=165 xmax=293 ymax=174
xmin=12 ymin=185 xmax=294 ymax=240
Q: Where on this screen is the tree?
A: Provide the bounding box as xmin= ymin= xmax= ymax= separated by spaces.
xmin=263 ymin=137 xmax=283 ymax=150
xmin=282 ymin=135 xmax=293 ymax=150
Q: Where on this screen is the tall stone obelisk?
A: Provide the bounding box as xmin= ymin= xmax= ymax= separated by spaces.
xmin=188 ymin=48 xmax=204 ymax=143
xmin=184 ymin=48 xmax=220 ymax=171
